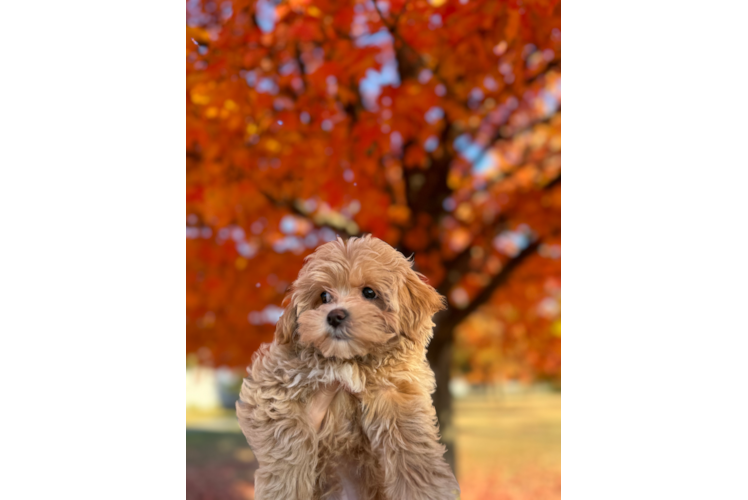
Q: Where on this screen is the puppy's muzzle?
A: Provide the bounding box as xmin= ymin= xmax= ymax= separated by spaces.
xmin=327 ymin=308 xmax=348 ymax=328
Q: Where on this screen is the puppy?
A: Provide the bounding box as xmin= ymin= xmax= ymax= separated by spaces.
xmin=236 ymin=235 xmax=460 ymax=500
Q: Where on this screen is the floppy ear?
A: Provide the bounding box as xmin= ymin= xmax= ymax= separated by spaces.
xmin=274 ymin=296 xmax=298 ymax=345
xmin=399 ymin=270 xmax=447 ymax=346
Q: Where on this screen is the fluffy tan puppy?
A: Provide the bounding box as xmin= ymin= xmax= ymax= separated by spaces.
xmin=236 ymin=235 xmax=460 ymax=500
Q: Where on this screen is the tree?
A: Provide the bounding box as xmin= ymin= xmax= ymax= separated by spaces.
xmin=187 ymin=0 xmax=561 ymax=469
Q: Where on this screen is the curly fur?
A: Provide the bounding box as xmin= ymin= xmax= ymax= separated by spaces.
xmin=236 ymin=235 xmax=460 ymax=499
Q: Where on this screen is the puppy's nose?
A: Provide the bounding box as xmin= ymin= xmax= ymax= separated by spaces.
xmin=327 ymin=308 xmax=348 ymax=328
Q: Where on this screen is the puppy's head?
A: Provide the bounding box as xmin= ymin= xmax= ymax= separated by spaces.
xmin=274 ymin=235 xmax=446 ymax=359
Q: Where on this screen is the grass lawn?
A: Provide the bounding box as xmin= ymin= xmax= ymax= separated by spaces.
xmin=454 ymin=390 xmax=560 ymax=500
xmin=186 ymin=389 xmax=560 ymax=499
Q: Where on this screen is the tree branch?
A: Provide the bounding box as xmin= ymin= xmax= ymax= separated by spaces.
xmin=260 ymin=190 xmax=359 ymax=238
xmin=468 ymin=109 xmax=560 ymax=178
xmin=426 ymin=239 xmax=540 ymax=364
xmin=432 ymin=147 xmax=559 ymax=294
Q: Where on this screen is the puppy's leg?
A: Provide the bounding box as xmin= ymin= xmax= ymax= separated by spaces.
xmin=361 ymin=387 xmax=460 ymax=500
xmin=236 ymin=362 xmax=320 ymax=499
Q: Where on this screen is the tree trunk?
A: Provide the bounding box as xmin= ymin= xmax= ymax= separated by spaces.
xmin=428 ymin=333 xmax=455 ymax=474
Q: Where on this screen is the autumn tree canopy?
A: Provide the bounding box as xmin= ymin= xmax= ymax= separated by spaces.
xmin=186 ymin=0 xmax=561 ymax=385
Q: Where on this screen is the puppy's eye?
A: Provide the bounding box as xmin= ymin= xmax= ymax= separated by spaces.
xmin=362 ymin=287 xmax=377 ymax=300
xmin=321 ymin=291 xmax=332 ymax=304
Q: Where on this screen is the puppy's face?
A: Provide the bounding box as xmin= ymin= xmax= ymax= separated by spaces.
xmin=274 ymin=236 xmax=446 ymax=359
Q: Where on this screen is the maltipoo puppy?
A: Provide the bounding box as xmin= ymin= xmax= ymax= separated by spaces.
xmin=236 ymin=235 xmax=460 ymax=500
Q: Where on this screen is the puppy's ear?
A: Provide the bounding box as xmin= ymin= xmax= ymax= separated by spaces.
xmin=274 ymin=296 xmax=297 ymax=345
xmin=399 ymin=270 xmax=447 ymax=346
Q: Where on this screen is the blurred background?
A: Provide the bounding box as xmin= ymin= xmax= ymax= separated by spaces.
xmin=185 ymin=0 xmax=748 ymax=500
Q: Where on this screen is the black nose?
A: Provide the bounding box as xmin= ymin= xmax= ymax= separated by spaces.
xmin=327 ymin=308 xmax=348 ymax=327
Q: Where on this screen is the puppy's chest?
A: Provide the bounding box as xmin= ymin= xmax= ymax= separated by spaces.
xmin=317 ymin=393 xmax=382 ymax=500
xmin=321 ymin=391 xmax=367 ymax=454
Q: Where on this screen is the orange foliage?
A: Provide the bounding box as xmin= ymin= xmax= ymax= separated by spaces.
xmin=454 ymin=245 xmax=561 ymax=383
xmin=187 ymin=0 xmax=560 ymax=379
